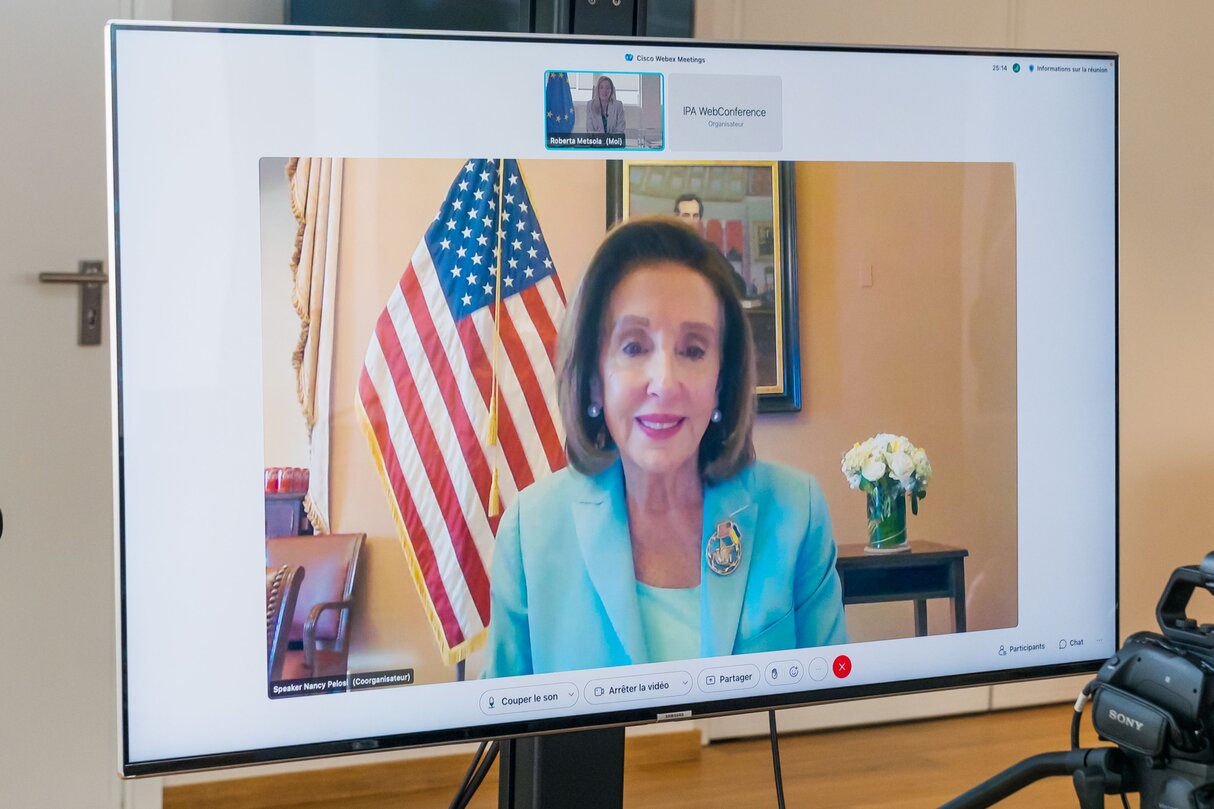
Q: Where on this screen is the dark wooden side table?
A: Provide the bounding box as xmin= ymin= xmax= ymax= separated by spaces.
xmin=835 ymin=540 xmax=969 ymax=636
xmin=265 ymin=492 xmax=313 ymax=538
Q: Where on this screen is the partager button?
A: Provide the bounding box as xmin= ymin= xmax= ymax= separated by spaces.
xmin=699 ymin=664 xmax=761 ymax=693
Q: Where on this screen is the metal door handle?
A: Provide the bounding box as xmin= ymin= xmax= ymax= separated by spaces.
xmin=39 ymin=271 xmax=109 ymax=284
xmin=38 ymin=260 xmax=107 ymax=345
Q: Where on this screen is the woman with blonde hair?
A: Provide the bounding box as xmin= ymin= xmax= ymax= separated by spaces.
xmin=586 ymin=75 xmax=626 ymax=135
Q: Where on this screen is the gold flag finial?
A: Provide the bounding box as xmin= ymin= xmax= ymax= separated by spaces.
xmin=486 ymin=159 xmax=508 ymax=517
xmin=488 ymin=466 xmax=502 ymax=518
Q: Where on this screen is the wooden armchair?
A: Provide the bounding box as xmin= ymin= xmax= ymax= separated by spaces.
xmin=266 ymin=533 xmax=366 ymax=680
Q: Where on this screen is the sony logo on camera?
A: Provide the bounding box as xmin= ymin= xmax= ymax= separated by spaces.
xmin=1092 ymin=685 xmax=1169 ymax=757
xmin=1107 ymin=708 xmax=1145 ymax=732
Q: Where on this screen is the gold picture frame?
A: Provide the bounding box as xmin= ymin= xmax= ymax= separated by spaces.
xmin=607 ymin=160 xmax=801 ymax=412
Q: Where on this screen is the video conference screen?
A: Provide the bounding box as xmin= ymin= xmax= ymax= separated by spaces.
xmin=110 ymin=24 xmax=1117 ymax=774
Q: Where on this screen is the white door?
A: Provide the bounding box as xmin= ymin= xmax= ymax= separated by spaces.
xmin=0 ymin=3 xmax=134 ymax=807
xmin=2 ymin=1 xmax=292 ymax=803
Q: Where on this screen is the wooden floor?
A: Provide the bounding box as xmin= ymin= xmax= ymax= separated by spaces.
xmin=167 ymin=703 xmax=1135 ymax=808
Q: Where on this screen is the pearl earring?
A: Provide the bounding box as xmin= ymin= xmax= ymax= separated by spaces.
xmin=711 ymin=408 xmax=722 ymax=423
xmin=587 ymin=402 xmax=602 ymax=418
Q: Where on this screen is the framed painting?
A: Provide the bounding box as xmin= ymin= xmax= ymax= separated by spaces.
xmin=606 ymin=160 xmax=801 ymax=412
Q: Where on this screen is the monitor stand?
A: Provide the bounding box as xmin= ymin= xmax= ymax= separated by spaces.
xmin=498 ymin=727 xmax=625 ymax=809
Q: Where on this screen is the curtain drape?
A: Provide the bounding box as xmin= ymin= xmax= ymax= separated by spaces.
xmin=287 ymin=157 xmax=343 ymax=534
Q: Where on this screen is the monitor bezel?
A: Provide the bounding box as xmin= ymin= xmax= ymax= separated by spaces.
xmin=108 ymin=21 xmax=1120 ymax=777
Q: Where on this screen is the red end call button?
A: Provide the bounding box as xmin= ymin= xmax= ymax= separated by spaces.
xmin=832 ymin=655 xmax=852 ymax=678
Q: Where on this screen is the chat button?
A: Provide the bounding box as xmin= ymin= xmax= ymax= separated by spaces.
xmin=481 ymin=682 xmax=578 ymax=716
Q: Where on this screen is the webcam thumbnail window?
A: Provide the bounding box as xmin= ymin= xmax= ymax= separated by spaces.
xmin=544 ymin=71 xmax=664 ymax=150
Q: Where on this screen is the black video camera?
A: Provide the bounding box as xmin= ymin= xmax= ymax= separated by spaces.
xmin=945 ymin=552 xmax=1214 ymax=809
xmin=1087 ymin=552 xmax=1214 ymax=807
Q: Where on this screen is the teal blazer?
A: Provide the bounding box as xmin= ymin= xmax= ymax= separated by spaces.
xmin=485 ymin=460 xmax=848 ymax=678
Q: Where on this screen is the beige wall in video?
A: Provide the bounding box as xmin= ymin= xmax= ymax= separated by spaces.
xmin=275 ymin=158 xmax=1016 ymax=677
xmin=772 ymin=163 xmax=1017 ymax=640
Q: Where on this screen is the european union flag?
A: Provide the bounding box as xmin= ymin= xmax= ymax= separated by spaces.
xmin=545 ymin=72 xmax=575 ymax=134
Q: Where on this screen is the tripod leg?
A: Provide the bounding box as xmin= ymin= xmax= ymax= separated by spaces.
xmin=940 ymin=749 xmax=1125 ymax=809
xmin=939 ymin=751 xmax=1088 ymax=808
xmin=1073 ymin=766 xmax=1113 ymax=809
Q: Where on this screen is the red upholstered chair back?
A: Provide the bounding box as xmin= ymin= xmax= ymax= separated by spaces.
xmin=266 ymin=533 xmax=364 ymax=643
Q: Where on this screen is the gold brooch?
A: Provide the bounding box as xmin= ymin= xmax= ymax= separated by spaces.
xmin=706 ymin=520 xmax=742 ymax=576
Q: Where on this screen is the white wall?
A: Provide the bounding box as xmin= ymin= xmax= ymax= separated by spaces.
xmin=132 ymin=0 xmax=286 ymax=24
xmin=173 ymin=0 xmax=285 ymax=23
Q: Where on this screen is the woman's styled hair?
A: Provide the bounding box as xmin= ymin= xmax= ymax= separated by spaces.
xmin=558 ymin=216 xmax=757 ymax=484
xmin=589 ymin=75 xmax=616 ymax=115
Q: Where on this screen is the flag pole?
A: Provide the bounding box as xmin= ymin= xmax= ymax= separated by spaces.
xmin=487 ymin=159 xmax=507 ymax=517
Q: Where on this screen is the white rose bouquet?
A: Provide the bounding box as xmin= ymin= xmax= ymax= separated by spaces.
xmin=841 ymin=434 xmax=932 ymax=541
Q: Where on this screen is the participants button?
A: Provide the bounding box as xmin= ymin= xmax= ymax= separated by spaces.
xmin=762 ymin=660 xmax=805 ymax=687
xmin=480 ymin=682 xmax=578 ymax=716
xmin=699 ymin=664 xmax=761 ymax=693
xmin=585 ymin=672 xmax=692 ymax=705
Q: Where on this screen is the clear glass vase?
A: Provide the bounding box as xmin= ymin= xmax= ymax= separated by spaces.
xmin=866 ymin=489 xmax=908 ymax=553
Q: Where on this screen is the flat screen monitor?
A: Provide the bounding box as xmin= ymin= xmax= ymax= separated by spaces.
xmin=108 ymin=23 xmax=1118 ymax=776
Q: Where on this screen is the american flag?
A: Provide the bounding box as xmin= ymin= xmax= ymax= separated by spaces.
xmin=357 ymin=159 xmax=567 ymax=665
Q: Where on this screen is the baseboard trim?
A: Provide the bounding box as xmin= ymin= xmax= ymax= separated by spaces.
xmin=163 ymin=730 xmax=702 ymax=809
